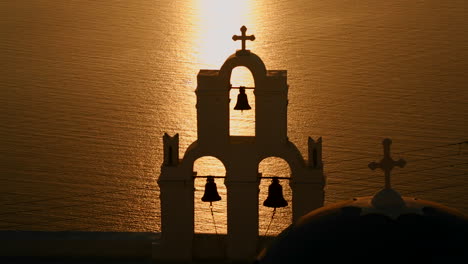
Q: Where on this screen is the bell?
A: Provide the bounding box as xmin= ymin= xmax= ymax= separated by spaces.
xmin=201 ymin=176 xmax=221 ymax=203
xmin=234 ymin=86 xmax=251 ymax=110
xmin=263 ymin=177 xmax=288 ymax=208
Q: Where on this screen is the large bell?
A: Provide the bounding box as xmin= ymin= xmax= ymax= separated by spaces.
xmin=234 ymin=86 xmax=251 ymax=110
xmin=201 ymin=176 xmax=221 ymax=203
xmin=263 ymin=177 xmax=288 ymax=208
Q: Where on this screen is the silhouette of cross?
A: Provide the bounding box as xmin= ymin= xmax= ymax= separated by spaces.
xmin=368 ymin=138 xmax=406 ymax=189
xmin=232 ymin=26 xmax=255 ymax=51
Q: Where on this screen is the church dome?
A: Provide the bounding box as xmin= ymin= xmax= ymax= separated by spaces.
xmin=257 ymin=139 xmax=468 ymax=263
xmin=257 ymin=194 xmax=468 ymax=263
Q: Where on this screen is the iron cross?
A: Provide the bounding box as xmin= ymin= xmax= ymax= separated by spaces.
xmin=232 ymin=26 xmax=255 ymax=51
xmin=368 ymin=138 xmax=406 ymax=189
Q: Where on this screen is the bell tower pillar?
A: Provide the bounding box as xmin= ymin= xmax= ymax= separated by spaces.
xmin=196 ymin=70 xmax=229 ymax=147
xmin=225 ymin=171 xmax=259 ymax=261
xmin=290 ymin=137 xmax=325 ymax=221
xmin=256 ymin=71 xmax=288 ymax=145
xmin=157 ymin=133 xmax=194 ymax=262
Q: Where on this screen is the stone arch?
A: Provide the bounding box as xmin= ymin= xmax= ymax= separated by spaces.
xmin=258 ymin=156 xmax=292 ymax=178
xmin=193 ymin=155 xmax=227 ymax=234
xmin=229 ymin=66 xmax=255 ymax=87
xmin=193 ymin=156 xmax=227 ymax=177
xmin=258 ymin=156 xmax=293 ymax=236
xmin=219 ymin=52 xmax=267 ymax=89
xmin=180 ymin=141 xmax=229 ymax=176
xmin=229 ymin=66 xmax=256 ymax=136
xmin=256 ymin=143 xmax=307 ymax=179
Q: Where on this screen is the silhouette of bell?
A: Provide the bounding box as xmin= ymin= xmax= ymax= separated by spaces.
xmin=263 ymin=177 xmax=288 ymax=208
xmin=234 ymin=86 xmax=251 ymax=110
xmin=201 ymin=176 xmax=221 ymax=203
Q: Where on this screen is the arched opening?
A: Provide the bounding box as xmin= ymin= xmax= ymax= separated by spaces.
xmin=193 ymin=156 xmax=227 ymax=234
xmin=229 ymin=66 xmax=255 ymax=136
xmin=258 ymin=157 xmax=292 ymax=236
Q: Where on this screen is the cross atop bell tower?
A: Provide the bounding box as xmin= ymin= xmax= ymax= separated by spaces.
xmin=232 ymin=25 xmax=255 ymax=55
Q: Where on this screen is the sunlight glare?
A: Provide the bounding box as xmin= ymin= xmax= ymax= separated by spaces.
xmin=193 ymin=0 xmax=255 ymax=68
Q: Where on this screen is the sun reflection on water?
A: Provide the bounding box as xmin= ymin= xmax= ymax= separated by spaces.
xmin=193 ymin=0 xmax=255 ymax=68
xmin=191 ymin=0 xmax=290 ymax=235
xmin=192 ymin=0 xmax=259 ymax=137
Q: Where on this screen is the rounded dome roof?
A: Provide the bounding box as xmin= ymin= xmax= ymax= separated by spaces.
xmin=257 ymin=194 xmax=468 ymax=263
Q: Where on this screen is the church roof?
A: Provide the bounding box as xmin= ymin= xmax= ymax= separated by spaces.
xmin=257 ymin=139 xmax=468 ymax=263
xmin=257 ymin=194 xmax=468 ymax=263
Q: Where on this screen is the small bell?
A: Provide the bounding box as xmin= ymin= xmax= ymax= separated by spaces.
xmin=201 ymin=176 xmax=221 ymax=203
xmin=263 ymin=177 xmax=288 ymax=208
xmin=234 ymin=86 xmax=251 ymax=110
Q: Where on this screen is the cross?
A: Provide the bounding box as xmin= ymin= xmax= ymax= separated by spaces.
xmin=368 ymin=138 xmax=406 ymax=189
xmin=232 ymin=25 xmax=255 ymax=51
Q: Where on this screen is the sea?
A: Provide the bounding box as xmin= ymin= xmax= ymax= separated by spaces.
xmin=1 ymin=0 xmax=467 ymax=235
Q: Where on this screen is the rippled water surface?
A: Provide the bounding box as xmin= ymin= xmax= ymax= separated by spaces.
xmin=1 ymin=0 xmax=467 ymax=234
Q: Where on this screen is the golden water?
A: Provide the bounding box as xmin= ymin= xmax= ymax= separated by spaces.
xmin=1 ymin=0 xmax=467 ymax=234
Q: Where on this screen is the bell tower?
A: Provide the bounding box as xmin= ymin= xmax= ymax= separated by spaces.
xmin=156 ymin=26 xmax=325 ymax=263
